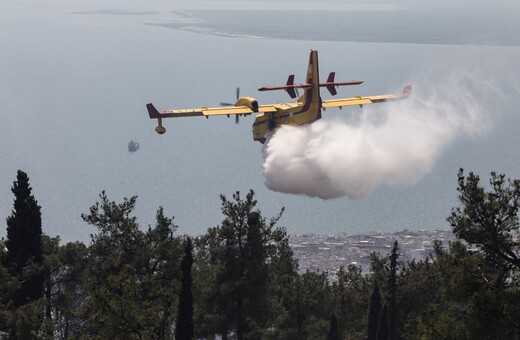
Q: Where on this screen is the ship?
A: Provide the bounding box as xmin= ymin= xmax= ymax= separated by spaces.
xmin=128 ymin=140 xmax=139 ymax=152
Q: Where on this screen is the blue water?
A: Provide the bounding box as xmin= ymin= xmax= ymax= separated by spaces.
xmin=163 ymin=7 xmax=520 ymax=46
xmin=1 ymin=0 xmax=520 ymax=243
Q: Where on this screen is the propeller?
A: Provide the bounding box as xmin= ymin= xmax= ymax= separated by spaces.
xmin=220 ymin=87 xmax=241 ymax=124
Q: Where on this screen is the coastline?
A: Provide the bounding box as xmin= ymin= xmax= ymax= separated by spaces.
xmin=290 ymin=229 xmax=455 ymax=280
xmin=145 ymin=8 xmax=520 ymax=46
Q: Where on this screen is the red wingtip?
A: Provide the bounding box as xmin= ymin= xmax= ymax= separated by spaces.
xmin=146 ymin=103 xmax=161 ymax=119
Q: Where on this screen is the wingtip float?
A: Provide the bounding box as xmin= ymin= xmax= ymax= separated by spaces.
xmin=146 ymin=50 xmax=412 ymax=143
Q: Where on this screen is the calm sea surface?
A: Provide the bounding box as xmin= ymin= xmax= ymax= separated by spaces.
xmin=1 ymin=0 xmax=520 ymax=242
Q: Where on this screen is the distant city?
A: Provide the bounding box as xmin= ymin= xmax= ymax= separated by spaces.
xmin=289 ymin=229 xmax=456 ymax=281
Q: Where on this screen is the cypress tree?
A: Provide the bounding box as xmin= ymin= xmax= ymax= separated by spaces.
xmin=4 ymin=170 xmax=44 ymax=307
xmin=175 ymin=237 xmax=194 ymax=340
xmin=327 ymin=313 xmax=340 ymax=340
xmin=388 ymin=241 xmax=399 ymax=340
xmin=367 ymin=281 xmax=382 ymax=340
xmin=377 ymin=303 xmax=389 ymax=340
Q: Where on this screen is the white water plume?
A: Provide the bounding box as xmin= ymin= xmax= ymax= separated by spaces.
xmin=262 ymin=71 xmax=501 ymax=199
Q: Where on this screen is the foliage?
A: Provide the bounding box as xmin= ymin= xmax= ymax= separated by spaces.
xmin=377 ymin=303 xmax=389 ymax=340
xmin=175 ymin=237 xmax=194 ymax=340
xmin=80 ymin=191 xmax=182 ymax=338
xmin=327 ymin=313 xmax=340 ymax=340
xmin=0 ymin=240 xmax=17 ymax=333
xmin=4 ymin=170 xmax=44 ymax=308
xmin=387 ymin=241 xmax=399 ymax=340
xmin=367 ymin=281 xmax=382 ymax=340
xmin=446 ymin=169 xmax=520 ymax=338
xmin=449 ymin=169 xmax=520 ymax=282
xmin=48 ymin=239 xmax=89 ymax=338
xmin=192 ymin=190 xmax=292 ymax=340
xmin=332 ymin=264 xmax=369 ymax=339
xmin=2 ymin=169 xmax=520 ymax=339
xmin=400 ymin=169 xmax=520 ymax=339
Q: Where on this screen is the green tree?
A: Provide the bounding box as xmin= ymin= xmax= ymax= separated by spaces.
xmin=447 ymin=169 xmax=520 ymax=338
xmin=397 ymin=256 xmax=440 ymax=338
xmin=0 ymin=239 xmax=18 ymax=334
xmin=41 ymin=235 xmax=61 ymax=337
xmin=176 ymin=237 xmax=194 ymax=340
xmin=4 ymin=170 xmax=44 ymax=308
xmin=449 ymin=169 xmax=520 ymax=282
xmin=262 ymin=222 xmax=299 ymax=339
xmin=388 ymin=240 xmax=399 ymax=340
xmin=327 ymin=313 xmax=340 ymax=340
xmin=411 ymin=241 xmax=486 ymax=339
xmin=10 ymin=299 xmax=45 ymax=339
xmin=279 ymin=270 xmax=332 ymax=339
xmin=367 ymin=281 xmax=382 ymax=340
xmin=369 ymin=252 xmax=389 ymax=290
xmin=400 ymin=235 xmax=518 ymax=339
xmin=50 ymin=240 xmax=89 ymax=338
xmin=332 ymin=264 xmax=368 ymax=339
xmin=377 ymin=303 xmax=389 ymax=340
xmin=193 ymin=190 xmax=288 ymax=339
xmin=81 ymin=192 xmax=182 ymax=338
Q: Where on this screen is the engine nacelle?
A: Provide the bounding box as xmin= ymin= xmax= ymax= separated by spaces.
xmin=235 ymin=97 xmax=259 ymax=112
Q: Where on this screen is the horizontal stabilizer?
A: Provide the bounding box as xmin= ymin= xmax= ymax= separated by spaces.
xmin=258 ymin=83 xmax=310 ymax=92
xmin=323 ymin=80 xmax=364 ymax=87
xmin=258 ymin=74 xmax=364 ymax=98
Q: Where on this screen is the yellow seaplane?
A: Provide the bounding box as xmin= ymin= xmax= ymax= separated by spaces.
xmin=146 ymin=50 xmax=411 ymax=143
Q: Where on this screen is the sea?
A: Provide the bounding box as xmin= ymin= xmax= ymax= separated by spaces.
xmin=1 ymin=0 xmax=520 ymax=243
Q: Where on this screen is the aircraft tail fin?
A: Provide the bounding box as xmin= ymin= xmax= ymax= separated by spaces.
xmin=301 ymin=50 xmax=320 ymax=105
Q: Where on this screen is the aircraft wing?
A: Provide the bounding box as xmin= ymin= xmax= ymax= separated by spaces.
xmin=147 ymin=104 xmax=253 ymax=118
xmin=322 ymin=85 xmax=412 ymax=109
xmin=147 ymin=103 xmax=281 ymax=119
xmin=200 ymin=105 xmax=279 ymax=116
